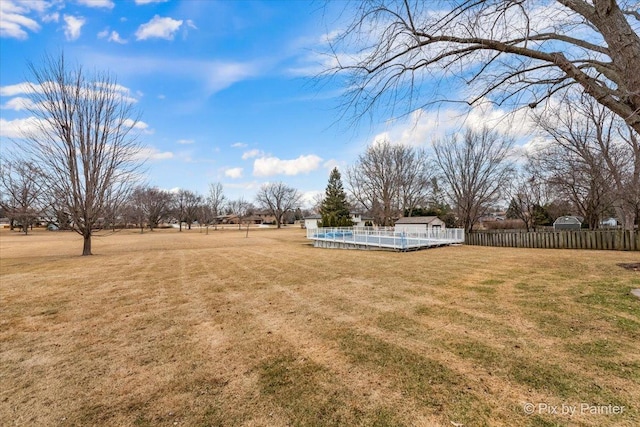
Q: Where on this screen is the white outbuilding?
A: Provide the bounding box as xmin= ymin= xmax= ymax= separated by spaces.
xmin=394 ymin=216 xmax=446 ymax=234
xmin=303 ymin=214 xmax=321 ymax=229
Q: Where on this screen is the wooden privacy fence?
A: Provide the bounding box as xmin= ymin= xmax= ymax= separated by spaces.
xmin=466 ymin=230 xmax=640 ymax=251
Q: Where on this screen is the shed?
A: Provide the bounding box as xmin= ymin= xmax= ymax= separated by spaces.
xmin=553 ymin=216 xmax=582 ymax=230
xmin=600 ymin=217 xmax=618 ymax=227
xmin=303 ymin=214 xmax=321 ymax=229
xmin=394 ymin=216 xmax=445 ymax=234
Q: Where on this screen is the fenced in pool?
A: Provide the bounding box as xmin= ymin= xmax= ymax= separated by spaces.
xmin=307 ymin=227 xmax=465 ymax=251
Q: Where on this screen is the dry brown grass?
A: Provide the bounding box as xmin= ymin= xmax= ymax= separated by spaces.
xmin=1 ymin=227 xmax=639 ymax=426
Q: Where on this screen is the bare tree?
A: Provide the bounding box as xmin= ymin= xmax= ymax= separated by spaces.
xmin=207 ymin=182 xmax=226 ymax=230
xmin=0 ymin=160 xmax=45 ymax=234
xmin=255 ymin=182 xmax=302 ymax=228
xmin=16 ymin=53 xmax=144 ymax=254
xmin=530 ymin=146 xmax=610 ymax=229
xmin=326 ymin=1 xmax=640 ymax=133
xmin=531 ymin=92 xmax=639 ymax=229
xmin=506 ymin=168 xmax=551 ymax=231
xmin=228 ymin=197 xmax=252 ymax=236
xmin=347 ymin=141 xmax=430 ymax=226
xmin=129 ymin=186 xmax=172 ymax=232
xmin=184 ymin=191 xmax=202 ymax=230
xmin=198 ymin=203 xmax=215 ymax=234
xmin=100 ymin=191 xmax=128 ymax=231
xmin=173 ymin=189 xmax=201 ymax=231
xmin=128 ymin=189 xmax=147 ymax=233
xmin=432 ymin=128 xmax=515 ymax=232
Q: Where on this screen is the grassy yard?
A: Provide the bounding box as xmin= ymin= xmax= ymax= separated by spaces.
xmin=1 ymin=227 xmax=639 ymax=426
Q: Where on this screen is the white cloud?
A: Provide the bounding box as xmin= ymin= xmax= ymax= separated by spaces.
xmin=177 ymin=139 xmax=194 ymax=145
xmin=13 ymin=1 xmax=51 ymax=13
xmin=98 ymin=28 xmax=126 ymax=44
xmin=123 ymin=118 xmax=153 ymax=134
xmin=253 ymin=154 xmax=322 ymax=177
xmin=241 ymin=149 xmax=263 ymax=160
xmin=0 ymin=116 xmax=47 ymax=138
xmin=323 ymin=159 xmax=346 ymax=171
xmin=42 ymin=12 xmax=59 ymax=23
xmin=231 ymin=142 xmax=247 ymax=148
xmin=108 ymin=30 xmax=126 ymax=44
xmin=135 ymin=0 xmax=169 ymax=4
xmin=135 ymin=15 xmax=183 ymax=40
xmin=1 ymin=96 xmax=36 ymax=111
xmin=0 ymin=82 xmax=34 ymax=96
xmin=77 ymin=0 xmax=114 ymax=8
xmin=82 ymin=52 xmax=261 ymax=96
xmin=0 ymin=0 xmax=41 ymax=39
xmin=157 ymin=94 xmax=166 ymax=100
xmin=204 ymin=61 xmax=256 ymax=93
xmin=1 ymin=81 xmax=138 ymax=106
xmin=135 ymin=147 xmax=173 ymax=161
xmin=224 ymin=167 xmax=244 ymax=179
xmin=370 ymin=100 xmax=536 ymax=148
xmin=186 ymin=19 xmax=197 ymax=29
xmin=63 ymin=15 xmax=85 ymax=41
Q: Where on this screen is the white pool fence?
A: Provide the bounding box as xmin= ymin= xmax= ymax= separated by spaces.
xmin=307 ymin=227 xmax=465 ymax=251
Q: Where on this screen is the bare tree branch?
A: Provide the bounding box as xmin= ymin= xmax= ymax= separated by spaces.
xmin=326 ymin=0 xmax=640 ymax=132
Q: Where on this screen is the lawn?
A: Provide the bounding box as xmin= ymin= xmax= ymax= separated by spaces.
xmin=1 ymin=227 xmax=639 ymax=426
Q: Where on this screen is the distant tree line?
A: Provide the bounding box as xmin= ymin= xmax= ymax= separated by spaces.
xmin=0 ymin=174 xmax=308 ymax=233
xmin=318 ymin=94 xmax=639 ymax=233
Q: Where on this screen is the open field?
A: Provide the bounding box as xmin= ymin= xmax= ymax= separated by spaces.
xmin=1 ymin=228 xmax=639 ymax=426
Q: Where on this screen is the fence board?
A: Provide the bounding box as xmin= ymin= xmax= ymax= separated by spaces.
xmin=466 ymin=230 xmax=638 ymax=251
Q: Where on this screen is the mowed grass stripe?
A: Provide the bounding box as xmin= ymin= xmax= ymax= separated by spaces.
xmin=1 ymin=228 xmax=639 ymax=426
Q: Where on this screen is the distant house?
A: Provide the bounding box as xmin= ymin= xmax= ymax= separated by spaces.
xmin=394 ymin=216 xmax=446 ymax=234
xmin=253 ymin=210 xmax=277 ymax=225
xmin=303 ymin=214 xmax=321 ymax=229
xmin=553 ymin=216 xmax=582 ymax=230
xmin=350 ymin=212 xmax=374 ymax=227
xmin=303 ymin=212 xmax=374 ymax=229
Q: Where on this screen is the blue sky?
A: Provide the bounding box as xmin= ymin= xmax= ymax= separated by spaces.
xmin=0 ymin=0 xmax=533 ymax=206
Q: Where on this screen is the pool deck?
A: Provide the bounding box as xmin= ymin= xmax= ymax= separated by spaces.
xmin=307 ymin=228 xmax=465 ymax=252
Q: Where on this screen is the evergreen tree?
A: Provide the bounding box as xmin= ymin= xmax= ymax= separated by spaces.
xmin=320 ymin=168 xmax=353 ymax=227
xmin=506 ymin=198 xmax=520 ymax=219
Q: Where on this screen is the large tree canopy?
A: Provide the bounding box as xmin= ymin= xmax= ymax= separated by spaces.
xmin=327 ymin=0 xmax=640 ymax=133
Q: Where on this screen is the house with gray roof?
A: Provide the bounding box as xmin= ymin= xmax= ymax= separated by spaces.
xmin=394 ymin=216 xmax=446 ymax=233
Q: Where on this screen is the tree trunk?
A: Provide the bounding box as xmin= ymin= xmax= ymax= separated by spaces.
xmin=82 ymin=233 xmax=92 ymax=256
